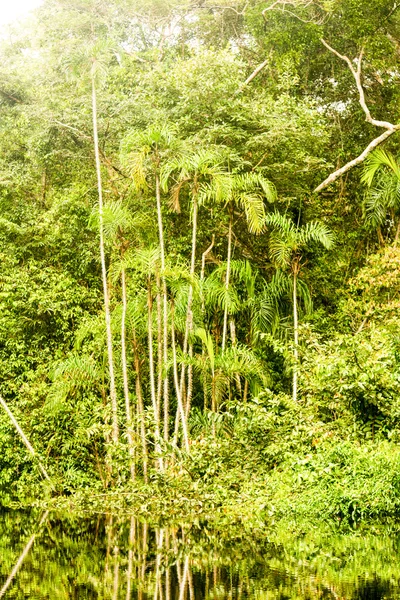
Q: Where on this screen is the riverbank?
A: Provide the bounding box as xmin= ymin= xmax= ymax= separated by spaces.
xmin=7 ymin=422 xmax=400 ymax=531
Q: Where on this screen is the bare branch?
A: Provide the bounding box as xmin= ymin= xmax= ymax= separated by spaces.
xmin=262 ymin=0 xmax=325 ymax=24
xmin=200 ymin=3 xmax=249 ymax=15
xmin=315 ymin=129 xmax=397 ymax=192
xmin=315 ymin=39 xmax=400 ymax=193
xmin=0 ymin=394 xmax=53 ymax=487
xmin=243 ymin=59 xmax=269 ymax=86
xmin=320 ymin=39 xmax=395 ymax=129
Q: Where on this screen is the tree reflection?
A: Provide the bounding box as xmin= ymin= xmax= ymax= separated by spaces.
xmin=0 ymin=512 xmax=399 ymax=599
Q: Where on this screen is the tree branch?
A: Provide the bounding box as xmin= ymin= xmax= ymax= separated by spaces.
xmin=320 ymin=39 xmax=395 ymax=129
xmin=314 ymin=129 xmax=397 ymax=192
xmin=262 ymin=0 xmax=325 ymax=24
xmin=243 ymin=59 xmax=269 ymax=86
xmin=315 ymin=39 xmax=400 ymax=193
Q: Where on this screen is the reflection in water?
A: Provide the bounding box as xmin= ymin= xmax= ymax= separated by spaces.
xmin=0 ymin=510 xmax=399 ymax=599
xmin=0 ymin=511 xmax=48 ymax=598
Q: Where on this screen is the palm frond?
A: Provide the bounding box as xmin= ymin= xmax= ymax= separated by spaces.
xmin=362 ymin=148 xmax=400 ymax=187
xmin=265 ymin=211 xmax=295 ymax=234
xmin=269 ymin=231 xmax=292 ymax=268
xmin=238 ymin=192 xmax=266 ymax=234
xmin=89 ymin=200 xmax=132 ymax=240
xmin=196 ymin=327 xmax=215 ymax=375
xmin=298 ymin=221 xmax=335 ymax=249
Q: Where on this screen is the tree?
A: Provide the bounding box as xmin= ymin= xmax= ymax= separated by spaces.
xmin=361 ymin=148 xmax=400 ymax=245
xmin=265 ymin=213 xmax=334 ymax=402
xmin=122 ymin=124 xmax=179 ymax=449
xmin=202 ymin=172 xmax=276 ymax=351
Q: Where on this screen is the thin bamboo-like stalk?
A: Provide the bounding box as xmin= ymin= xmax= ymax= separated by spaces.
xmin=147 ymin=275 xmax=164 ymax=470
xmin=133 ymin=334 xmax=148 ymax=482
xmin=292 ymin=268 xmax=299 ymax=403
xmin=175 ymin=196 xmax=198 ymax=444
xmin=156 ymin=270 xmax=163 ymax=416
xmin=155 ymin=173 xmax=170 ymax=444
xmin=91 ymin=74 xmax=119 ymax=443
xmin=171 ymin=303 xmax=190 ymax=452
xmin=112 ymin=545 xmax=119 ymax=600
xmin=121 ymin=267 xmax=135 ymax=481
xmin=222 ymin=211 xmax=233 ymax=351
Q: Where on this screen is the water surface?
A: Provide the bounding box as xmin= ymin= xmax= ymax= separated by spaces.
xmin=1 ymin=509 xmax=400 ymax=598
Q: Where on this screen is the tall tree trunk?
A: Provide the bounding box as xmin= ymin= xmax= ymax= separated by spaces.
xmin=292 ymin=269 xmax=299 ymax=403
xmin=222 ymin=211 xmax=233 ymax=352
xmin=185 ymin=345 xmax=193 ymax=418
xmin=171 ymin=302 xmax=190 ymax=452
xmin=91 ymin=75 xmax=119 ymax=443
xmin=121 ymin=266 xmax=135 ymax=482
xmin=155 ymin=173 xmax=170 ymax=444
xmin=147 ymin=275 xmax=163 ymax=471
xmin=200 ymin=238 xmax=214 ymax=413
xmin=395 ymin=218 xmax=400 ymax=247
xmin=176 ymin=195 xmax=198 ymax=437
xmin=133 ymin=334 xmax=148 ymax=482
xmin=156 ymin=270 xmax=163 ymax=419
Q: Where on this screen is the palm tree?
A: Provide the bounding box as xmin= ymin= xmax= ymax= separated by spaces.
xmin=62 ymin=37 xmax=120 ymax=445
xmin=195 ymin=328 xmax=268 ymax=412
xmin=131 ymin=246 xmax=165 ymax=471
xmin=160 ymin=147 xmax=228 ymax=434
xmin=361 ymin=148 xmax=400 ymax=245
xmin=122 ymin=124 xmax=179 ymax=445
xmin=265 ymin=213 xmax=334 ymax=402
xmin=97 ymin=200 xmax=144 ymax=482
xmin=89 ymin=43 xmax=120 ymax=445
xmin=202 ymin=172 xmax=276 ymax=351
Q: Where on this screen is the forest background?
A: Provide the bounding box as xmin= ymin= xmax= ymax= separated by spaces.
xmin=1 ymin=0 xmax=400 ymax=524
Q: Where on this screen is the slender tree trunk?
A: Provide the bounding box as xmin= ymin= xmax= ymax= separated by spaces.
xmin=147 ymin=275 xmax=163 ymax=471
xmin=156 ymin=271 xmax=163 ymax=418
xmin=171 ymin=302 xmax=190 ymax=452
xmin=133 ymin=334 xmax=148 ymax=482
xmin=176 ymin=195 xmax=198 ymax=438
xmin=91 ymin=75 xmax=119 ymax=443
xmin=186 ymin=345 xmax=193 ymax=418
xmin=395 ymin=219 xmax=400 ymax=247
xmin=377 ymin=225 xmax=385 ymax=246
xmin=293 ymin=270 xmax=299 ymax=403
xmin=0 ymin=395 xmax=53 ymax=486
xmin=178 ymin=556 xmax=190 ymax=600
xmin=155 ymin=173 xmax=170 ymax=444
xmin=121 ymin=267 xmax=135 ymax=482
xmin=222 ymin=211 xmax=233 ymax=351
xmin=154 ymin=529 xmax=164 ymax=600
xmin=180 ymin=196 xmax=198 ymax=380
xmin=200 ymin=238 xmax=214 ymax=413
xmin=243 ymin=379 xmax=248 ymax=403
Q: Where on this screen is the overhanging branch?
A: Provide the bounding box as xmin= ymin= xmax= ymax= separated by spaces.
xmin=315 ymin=39 xmax=400 ymax=193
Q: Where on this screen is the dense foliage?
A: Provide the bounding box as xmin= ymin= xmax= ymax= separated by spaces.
xmin=0 ymin=0 xmax=400 ymax=519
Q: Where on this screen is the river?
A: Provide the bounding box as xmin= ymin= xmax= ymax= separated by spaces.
xmin=0 ymin=509 xmax=400 ymax=598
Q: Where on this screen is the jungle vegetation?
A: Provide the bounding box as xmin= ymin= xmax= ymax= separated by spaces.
xmin=0 ymin=0 xmax=400 ymax=521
